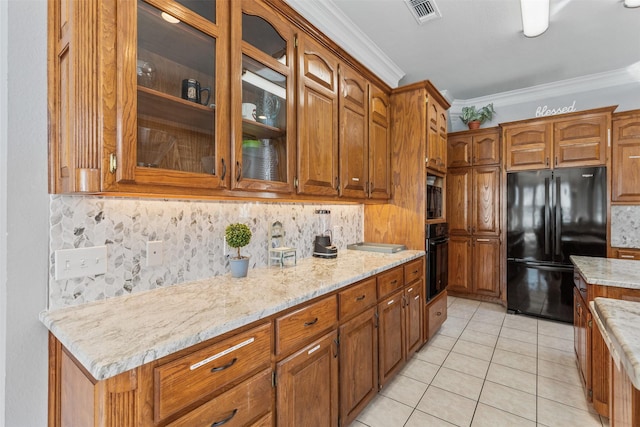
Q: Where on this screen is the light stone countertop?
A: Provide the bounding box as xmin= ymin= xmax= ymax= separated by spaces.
xmin=40 ymin=249 xmax=424 ymax=381
xmin=591 ymin=298 xmax=640 ymax=390
xmin=571 ymin=256 xmax=640 ymax=289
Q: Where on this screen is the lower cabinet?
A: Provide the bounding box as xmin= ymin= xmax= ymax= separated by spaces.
xmin=339 ymin=307 xmax=378 ymax=426
xmin=276 ymin=330 xmax=339 ymax=427
xmin=448 ymin=237 xmax=500 ymax=298
xmin=49 ymin=257 xmax=439 ymax=427
xmin=574 ymin=286 xmax=591 ymax=391
xmin=426 ymin=290 xmax=448 ymax=340
xmin=610 ymin=351 xmax=640 ymax=426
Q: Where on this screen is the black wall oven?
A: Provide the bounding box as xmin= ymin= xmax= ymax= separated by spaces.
xmin=426 ymin=223 xmax=448 ymax=300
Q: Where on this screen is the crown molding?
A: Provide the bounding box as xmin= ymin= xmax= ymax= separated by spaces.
xmin=450 ymin=66 xmax=640 ymax=111
xmin=284 ymin=0 xmax=405 ymax=88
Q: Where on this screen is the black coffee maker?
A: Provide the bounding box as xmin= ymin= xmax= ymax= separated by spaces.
xmin=313 ymin=209 xmax=337 ymax=258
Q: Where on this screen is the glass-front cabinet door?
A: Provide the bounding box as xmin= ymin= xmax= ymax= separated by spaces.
xmin=115 ymin=0 xmax=229 ymax=191
xmin=231 ymin=0 xmax=295 ymax=193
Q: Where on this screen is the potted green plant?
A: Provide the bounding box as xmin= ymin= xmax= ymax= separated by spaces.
xmin=225 ymin=223 xmax=252 ymax=278
xmin=460 ymin=103 xmax=496 ymax=129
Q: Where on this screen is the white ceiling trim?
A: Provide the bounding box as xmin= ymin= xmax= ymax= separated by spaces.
xmin=451 ymin=66 xmax=640 ymax=111
xmin=284 ymin=0 xmax=405 ymax=88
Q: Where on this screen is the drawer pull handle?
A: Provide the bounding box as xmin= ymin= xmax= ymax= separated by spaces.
xmin=387 ymin=299 xmax=395 ymax=305
xmin=356 ymin=295 xmax=366 ymax=301
xmin=621 ymin=255 xmax=635 ymax=259
xmin=436 ymin=311 xmax=442 ymax=316
xmin=412 ymin=270 xmax=418 ymax=275
xmin=210 ymin=408 xmax=238 ymax=427
xmin=390 ymin=279 xmax=398 ymax=285
xmin=190 ymin=337 xmax=255 ymax=371
xmin=580 ymin=288 xmax=587 ymax=292
xmin=304 ymin=318 xmax=319 ymax=327
xmin=210 ymin=357 xmax=237 ymax=373
xmin=308 ymin=344 xmax=321 ymax=355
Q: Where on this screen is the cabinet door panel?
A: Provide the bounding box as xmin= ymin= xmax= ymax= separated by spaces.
xmin=472 ymin=238 xmax=500 ymax=297
xmin=405 ymin=283 xmax=423 ymax=358
xmin=447 ymin=168 xmax=471 ymax=235
xmin=554 ymin=114 xmax=607 ymax=168
xmin=447 ymin=237 xmax=472 ymax=293
xmin=276 ymin=331 xmax=339 ymax=427
xmin=297 ymin=35 xmax=339 ymax=196
xmin=339 ymin=307 xmax=378 ymax=426
xmin=378 ymin=290 xmax=404 ymax=386
xmin=612 ymin=114 xmax=640 ymax=202
xmin=473 ymin=130 xmax=500 ymax=166
xmin=368 ymin=84 xmax=391 ymax=199
xmin=473 ymin=166 xmax=500 ymax=236
xmin=448 ymin=134 xmax=471 ymax=168
xmin=504 ymin=123 xmax=551 ymax=171
xmin=339 ymin=64 xmax=368 ymax=198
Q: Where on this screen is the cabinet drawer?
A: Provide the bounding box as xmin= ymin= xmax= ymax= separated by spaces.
xmin=377 ymin=266 xmax=404 ymax=298
xmin=276 ymin=296 xmax=337 ymax=356
xmin=155 ymin=322 xmax=272 ymax=422
xmin=427 ymin=293 xmax=447 ymax=339
xmin=613 ymin=248 xmax=640 ymax=260
xmin=339 ymin=278 xmax=377 ymax=319
xmin=404 ymin=258 xmax=424 ymax=284
xmin=166 ymin=369 xmax=272 ymax=427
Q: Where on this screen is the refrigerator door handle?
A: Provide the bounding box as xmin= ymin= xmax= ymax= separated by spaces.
xmin=544 ymin=177 xmax=551 ymax=256
xmin=555 ymin=176 xmax=562 ymax=257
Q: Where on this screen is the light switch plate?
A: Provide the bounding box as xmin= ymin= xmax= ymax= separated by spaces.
xmin=54 ymin=246 xmax=108 ymax=280
xmin=146 ymin=240 xmax=163 ymax=267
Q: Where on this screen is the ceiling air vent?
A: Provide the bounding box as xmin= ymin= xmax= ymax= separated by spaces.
xmin=405 ymin=0 xmax=442 ymax=25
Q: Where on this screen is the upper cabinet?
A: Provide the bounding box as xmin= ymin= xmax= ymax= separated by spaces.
xmin=295 ymin=33 xmax=340 ymax=196
xmin=231 ymin=0 xmax=295 ymax=193
xmin=502 ymin=106 xmax=615 ymax=172
xmin=426 ymin=97 xmax=448 ymax=174
xmin=611 ymin=110 xmax=640 ymax=203
xmin=48 ymin=0 xmax=391 ymax=200
xmin=448 ymin=128 xmax=500 ymax=168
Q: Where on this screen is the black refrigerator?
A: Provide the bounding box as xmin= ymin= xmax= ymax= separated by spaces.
xmin=506 ymin=166 xmax=607 ymax=323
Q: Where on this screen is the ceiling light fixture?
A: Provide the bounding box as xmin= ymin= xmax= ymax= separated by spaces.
xmin=624 ymin=0 xmax=640 ymax=7
xmin=520 ymin=0 xmax=549 ymax=38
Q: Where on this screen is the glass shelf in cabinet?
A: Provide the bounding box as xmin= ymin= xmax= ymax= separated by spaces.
xmin=241 ymin=119 xmax=284 ymax=140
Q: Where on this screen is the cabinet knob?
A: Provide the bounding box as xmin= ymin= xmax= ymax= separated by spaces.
xmin=436 ymin=311 xmax=442 ymax=316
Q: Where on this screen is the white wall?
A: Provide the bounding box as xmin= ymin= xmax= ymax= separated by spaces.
xmin=0 ymin=0 xmax=8 ymax=424
xmin=4 ymin=0 xmax=49 ymax=425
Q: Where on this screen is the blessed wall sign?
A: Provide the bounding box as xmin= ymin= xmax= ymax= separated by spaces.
xmin=535 ymin=100 xmax=577 ymax=117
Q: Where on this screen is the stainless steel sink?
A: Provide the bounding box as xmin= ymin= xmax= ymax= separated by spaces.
xmin=347 ymin=242 xmax=407 ymax=253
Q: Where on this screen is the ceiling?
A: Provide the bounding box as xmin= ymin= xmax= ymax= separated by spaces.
xmin=287 ymin=0 xmax=640 ymax=101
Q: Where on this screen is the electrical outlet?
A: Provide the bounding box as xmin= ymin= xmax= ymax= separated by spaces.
xmin=146 ymin=241 xmax=163 ymax=267
xmin=54 ymin=246 xmax=107 ymax=280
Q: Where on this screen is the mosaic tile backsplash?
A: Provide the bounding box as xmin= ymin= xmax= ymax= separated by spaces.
xmin=49 ymin=195 xmax=363 ymax=310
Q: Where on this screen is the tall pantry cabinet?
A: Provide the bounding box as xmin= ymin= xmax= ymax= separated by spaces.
xmin=446 ymin=128 xmax=502 ymax=301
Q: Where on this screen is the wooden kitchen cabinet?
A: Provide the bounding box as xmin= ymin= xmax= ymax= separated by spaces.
xmin=426 ymin=290 xmax=448 ymax=340
xmin=448 ymin=166 xmax=500 ymax=237
xmin=339 ymin=63 xmax=369 ymax=198
xmin=49 ymin=0 xmax=392 ymax=200
xmin=609 ymin=350 xmax=640 ymax=427
xmin=296 ymin=32 xmax=340 ymax=196
xmin=230 ymin=0 xmax=296 ymax=192
xmin=447 ymin=236 xmax=500 ymax=298
xmin=367 ymin=83 xmax=391 ymax=199
xmin=502 ymin=106 xmax=615 ymax=172
xmin=377 ymin=289 xmax=404 ymax=387
xmin=364 ymin=81 xmax=450 ymax=249
xmin=426 ymin=95 xmax=448 ymax=174
xmin=611 ymin=109 xmax=640 ymax=203
xmin=611 ymin=248 xmax=640 ymax=260
xmin=276 ymin=330 xmax=339 ymax=427
xmin=448 ymin=127 xmax=500 ymax=168
xmin=574 ymin=286 xmax=591 ymax=391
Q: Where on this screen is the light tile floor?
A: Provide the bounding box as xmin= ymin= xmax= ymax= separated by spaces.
xmin=352 ymin=296 xmax=609 ymax=427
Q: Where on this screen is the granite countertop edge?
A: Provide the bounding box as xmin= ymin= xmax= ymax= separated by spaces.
xmin=571 ymin=255 xmax=640 ymax=289
xmin=40 ymin=249 xmax=425 ymax=381
xmin=591 ymin=298 xmax=640 ymax=390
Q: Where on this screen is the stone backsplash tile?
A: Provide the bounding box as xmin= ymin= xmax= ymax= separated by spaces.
xmin=49 ymin=195 xmax=363 ymax=310
xmin=611 ymin=205 xmax=640 ymax=249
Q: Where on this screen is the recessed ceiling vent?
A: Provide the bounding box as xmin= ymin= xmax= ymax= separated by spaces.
xmin=405 ymin=0 xmax=442 ymax=25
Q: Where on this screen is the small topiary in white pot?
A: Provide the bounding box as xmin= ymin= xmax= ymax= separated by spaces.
xmin=225 ymin=223 xmax=252 ymax=278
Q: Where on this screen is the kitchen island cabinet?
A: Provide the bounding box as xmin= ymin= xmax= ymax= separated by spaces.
xmin=571 ymin=256 xmax=640 ymax=417
xmin=591 ymin=298 xmax=640 ymax=426
xmin=42 ymin=250 xmax=428 ymax=426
